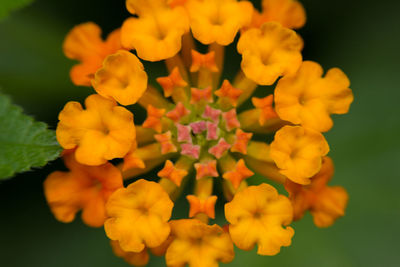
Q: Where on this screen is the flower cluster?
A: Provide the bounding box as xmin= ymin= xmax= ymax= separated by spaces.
xmin=44 ymin=0 xmax=353 ymax=266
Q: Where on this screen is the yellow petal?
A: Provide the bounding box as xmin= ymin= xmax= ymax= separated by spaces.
xmin=275 ymin=61 xmax=353 ymax=132
xmin=186 ymin=0 xmax=253 ymax=45
xmin=166 ymin=219 xmax=234 ymax=267
xmin=121 ymin=5 xmax=189 ymax=61
xmin=93 ymin=50 xmax=148 ymax=106
xmin=104 ymin=179 xmax=173 ymax=252
xmin=225 ymin=184 xmax=294 ymax=255
xmin=237 ymin=22 xmax=302 ymax=85
xmin=270 ymin=125 xmax=329 ymax=184
xmin=56 ymin=94 xmax=135 ymax=166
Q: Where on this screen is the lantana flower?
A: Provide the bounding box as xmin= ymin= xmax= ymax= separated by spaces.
xmin=110 ymin=240 xmax=150 ymax=267
xmin=284 ymin=157 xmax=349 ymax=227
xmin=225 ymin=183 xmax=294 ymax=255
xmin=45 ymin=0 xmax=353 ymax=265
xmin=56 ymin=94 xmax=136 ymax=166
xmin=44 ymin=151 xmax=123 ymax=227
xmin=270 ymin=125 xmax=330 ymax=184
xmin=274 ymin=61 xmax=353 ymax=132
xmin=166 ymin=219 xmax=234 ymax=267
xmin=105 ymin=179 xmax=173 ymax=252
xmin=63 ymin=22 xmax=123 ymax=86
xmin=248 ymin=0 xmax=306 ymax=30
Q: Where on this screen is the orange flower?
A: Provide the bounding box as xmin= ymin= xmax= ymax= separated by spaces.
xmin=251 ymin=0 xmax=306 ymax=30
xmin=110 ymin=240 xmax=149 ymax=266
xmin=225 ymin=183 xmax=294 ymax=255
xmin=122 ymin=0 xmax=189 ymax=61
xmin=63 ymin=22 xmax=122 ymax=86
xmin=165 ymin=219 xmax=234 ymax=267
xmin=230 ymin=129 xmax=253 ymax=154
xmin=157 ymin=67 xmax=188 ymax=97
xmin=214 ymin=80 xmax=243 ymax=107
xmin=93 ymin=50 xmax=148 ymax=106
xmin=166 ymin=102 xmax=191 ymax=122
xmin=237 ymin=22 xmax=303 ymax=85
xmin=155 ymin=131 xmax=178 ymax=154
xmin=190 ymin=50 xmax=218 ymax=73
xmin=274 ymin=61 xmax=354 ymax=132
xmin=158 ymin=160 xmax=188 ymax=186
xmin=285 ymin=157 xmax=349 ymax=227
xmin=270 ymin=125 xmax=329 ymax=184
xmin=222 ymin=159 xmax=254 ymax=189
xmin=186 ymin=195 xmax=217 ymax=219
xmin=56 ymin=94 xmax=136 ymax=166
xmin=190 ymin=86 xmax=213 ymax=104
xmin=194 ymin=161 xmax=218 ymax=180
xmin=252 ymin=95 xmax=278 ymax=126
xmin=142 ymin=105 xmax=166 ymax=133
xmin=105 ymin=179 xmax=174 ymax=252
xmin=185 ymin=0 xmax=253 ymax=45
xmin=44 ymin=152 xmax=123 ymax=227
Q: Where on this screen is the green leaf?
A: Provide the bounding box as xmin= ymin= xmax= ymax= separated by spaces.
xmin=0 ymin=0 xmax=34 ymax=20
xmin=0 ymin=92 xmax=62 ymax=179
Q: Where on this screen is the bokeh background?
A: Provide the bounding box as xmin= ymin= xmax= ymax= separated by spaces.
xmin=0 ymin=0 xmax=399 ymax=266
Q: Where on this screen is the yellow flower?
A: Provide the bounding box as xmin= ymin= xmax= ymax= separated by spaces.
xmin=270 ymin=125 xmax=329 ymax=184
xmin=56 ymin=94 xmax=136 ymax=166
xmin=185 ymin=0 xmax=253 ymax=45
xmin=44 ymin=151 xmax=123 ymax=227
xmin=122 ymin=0 xmax=190 ymax=61
xmin=250 ymin=0 xmax=306 ymax=30
xmin=237 ymin=22 xmax=303 ymax=85
xmin=275 ymin=61 xmax=353 ymax=132
xmin=225 ymin=183 xmax=294 ymax=255
xmin=165 ymin=219 xmax=234 ymax=267
xmin=110 ymin=240 xmax=149 ymax=266
xmin=285 ymin=157 xmax=349 ymax=227
xmin=104 ymin=179 xmax=173 ymax=252
xmin=63 ymin=22 xmax=122 ymax=86
xmin=93 ymin=50 xmax=148 ymax=106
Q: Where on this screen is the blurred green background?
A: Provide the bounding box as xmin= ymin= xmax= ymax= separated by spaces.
xmin=0 ymin=0 xmax=399 ymax=266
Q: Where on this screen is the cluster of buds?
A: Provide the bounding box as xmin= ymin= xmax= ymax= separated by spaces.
xmin=44 ymin=0 xmax=353 ymax=266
